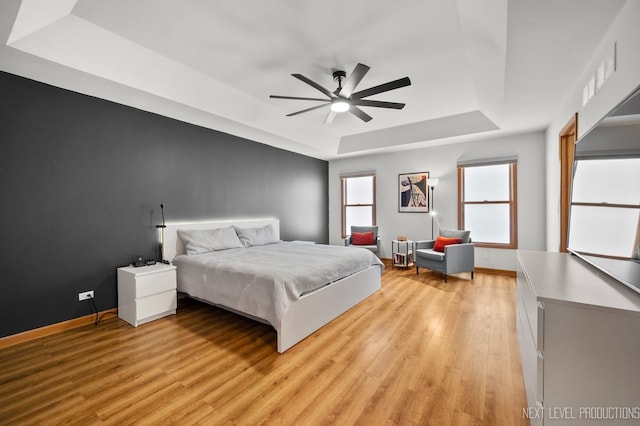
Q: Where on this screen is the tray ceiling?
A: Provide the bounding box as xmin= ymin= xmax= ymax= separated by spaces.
xmin=0 ymin=0 xmax=627 ymax=159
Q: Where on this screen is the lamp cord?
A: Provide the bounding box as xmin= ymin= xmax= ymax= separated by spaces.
xmin=89 ymin=296 xmax=116 ymax=326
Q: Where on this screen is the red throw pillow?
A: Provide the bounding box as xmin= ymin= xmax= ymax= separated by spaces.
xmin=433 ymin=236 xmax=462 ymax=252
xmin=351 ymin=231 xmax=375 ymax=245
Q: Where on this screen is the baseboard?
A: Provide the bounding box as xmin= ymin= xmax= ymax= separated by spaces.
xmin=0 ymin=309 xmax=118 ymax=349
xmin=380 ymin=258 xmax=516 ymax=278
xmin=382 ymin=258 xmax=516 ymax=277
xmin=475 ymin=267 xmax=516 ymax=277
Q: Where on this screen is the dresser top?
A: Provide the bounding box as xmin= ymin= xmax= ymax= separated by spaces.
xmin=517 ymin=250 xmax=640 ymax=313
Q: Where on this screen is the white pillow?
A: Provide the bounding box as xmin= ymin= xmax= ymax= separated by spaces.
xmin=177 ymin=226 xmax=243 ymax=255
xmin=234 ymin=225 xmax=280 ymax=247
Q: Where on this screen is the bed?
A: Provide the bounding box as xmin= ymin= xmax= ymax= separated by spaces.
xmin=163 ymin=219 xmax=383 ymax=352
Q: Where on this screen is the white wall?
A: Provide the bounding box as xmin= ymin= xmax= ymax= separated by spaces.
xmin=329 ymin=131 xmax=546 ymax=271
xmin=328 ymin=0 xmax=640 ymax=270
xmin=545 ymin=0 xmax=640 ymax=252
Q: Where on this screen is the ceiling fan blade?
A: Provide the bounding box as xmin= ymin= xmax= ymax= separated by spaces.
xmin=339 ymin=63 xmax=370 ymax=97
xmin=270 ymin=95 xmax=330 ymax=102
xmin=286 ymin=103 xmax=330 ymax=117
xmin=350 ymin=99 xmax=405 ymax=109
xmin=351 ymin=76 xmax=411 ymax=99
xmin=291 ymin=74 xmax=335 ymax=99
xmin=324 ymin=110 xmax=337 ymax=125
xmin=349 ymin=106 xmax=373 ymax=122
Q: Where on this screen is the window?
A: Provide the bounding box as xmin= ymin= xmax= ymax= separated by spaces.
xmin=458 ymin=160 xmax=517 ymax=248
xmin=341 ymin=173 xmax=376 ymax=237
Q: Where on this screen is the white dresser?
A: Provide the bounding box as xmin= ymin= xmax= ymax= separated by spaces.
xmin=117 ymin=263 xmax=177 ymax=327
xmin=516 ymin=250 xmax=640 ymax=425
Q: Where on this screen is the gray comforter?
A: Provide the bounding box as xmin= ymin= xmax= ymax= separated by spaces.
xmin=172 ymin=241 xmax=384 ymax=330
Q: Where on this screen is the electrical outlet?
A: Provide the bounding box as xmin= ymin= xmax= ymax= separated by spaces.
xmin=78 ymin=290 xmax=94 ymax=301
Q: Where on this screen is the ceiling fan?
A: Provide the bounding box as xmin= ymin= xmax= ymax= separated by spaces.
xmin=269 ymin=63 xmax=411 ymax=124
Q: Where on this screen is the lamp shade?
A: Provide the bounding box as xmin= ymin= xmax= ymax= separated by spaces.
xmin=427 ymin=178 xmax=439 ymax=188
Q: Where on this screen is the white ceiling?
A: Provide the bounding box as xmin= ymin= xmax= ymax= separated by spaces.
xmin=0 ymin=0 xmax=627 ymax=159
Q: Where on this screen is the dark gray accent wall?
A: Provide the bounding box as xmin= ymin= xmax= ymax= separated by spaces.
xmin=0 ymin=71 xmax=328 ymax=338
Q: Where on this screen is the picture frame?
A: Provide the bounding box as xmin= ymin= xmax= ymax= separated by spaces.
xmin=398 ymin=172 xmax=429 ymax=212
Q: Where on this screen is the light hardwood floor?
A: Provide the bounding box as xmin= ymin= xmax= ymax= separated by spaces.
xmin=0 ymin=267 xmax=529 ymax=425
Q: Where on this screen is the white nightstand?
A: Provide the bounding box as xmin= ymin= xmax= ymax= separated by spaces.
xmin=117 ymin=263 xmax=177 ymax=327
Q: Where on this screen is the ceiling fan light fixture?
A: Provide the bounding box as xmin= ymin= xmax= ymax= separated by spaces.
xmin=331 ymin=99 xmax=350 ymax=113
xmin=270 ymin=63 xmax=411 ymax=122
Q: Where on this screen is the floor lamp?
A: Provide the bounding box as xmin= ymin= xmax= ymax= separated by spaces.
xmin=427 ymin=178 xmax=439 ymax=239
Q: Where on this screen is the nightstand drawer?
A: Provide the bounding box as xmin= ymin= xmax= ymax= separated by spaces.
xmin=137 ymin=290 xmax=177 ymax=321
xmin=135 ymin=270 xmax=176 ymax=298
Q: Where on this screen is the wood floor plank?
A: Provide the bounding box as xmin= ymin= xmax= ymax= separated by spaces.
xmin=0 ymin=268 xmax=529 ymax=425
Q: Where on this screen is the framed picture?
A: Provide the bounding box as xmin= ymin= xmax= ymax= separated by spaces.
xmin=399 ymin=172 xmax=429 ymax=212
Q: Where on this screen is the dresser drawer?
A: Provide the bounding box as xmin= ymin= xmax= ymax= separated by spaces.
xmin=517 ymin=266 xmax=541 ymax=349
xmin=536 ymin=350 xmax=544 ymax=404
xmin=517 ymin=297 xmax=541 ymax=411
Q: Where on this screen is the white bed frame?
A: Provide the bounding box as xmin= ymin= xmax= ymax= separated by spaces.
xmin=163 ymin=218 xmax=381 ymax=353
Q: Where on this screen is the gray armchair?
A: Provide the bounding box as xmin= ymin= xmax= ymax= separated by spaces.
xmin=344 ymin=225 xmax=381 ymax=255
xmin=414 ymin=228 xmax=474 ymax=282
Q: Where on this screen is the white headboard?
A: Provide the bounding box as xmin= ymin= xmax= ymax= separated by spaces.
xmin=162 ymin=218 xmax=280 ymax=262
